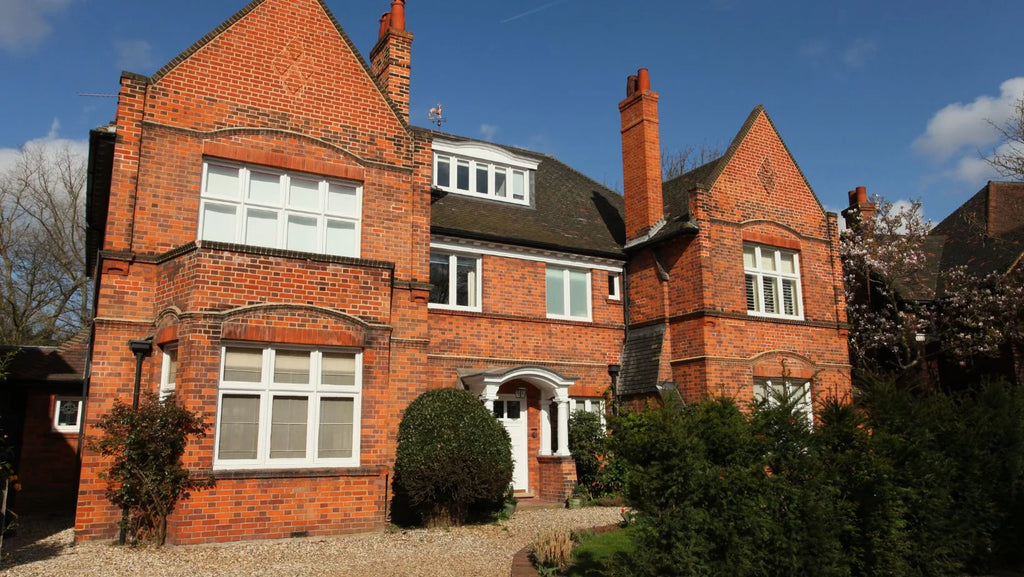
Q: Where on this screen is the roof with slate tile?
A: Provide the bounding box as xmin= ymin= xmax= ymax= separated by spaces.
xmin=616 ymin=324 xmax=666 ymax=397
xmin=1 ymin=329 xmax=89 ymax=385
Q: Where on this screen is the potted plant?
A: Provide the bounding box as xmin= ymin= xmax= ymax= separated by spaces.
xmin=503 ymin=483 xmax=517 ymax=516
xmin=566 ymin=483 xmax=585 ymax=509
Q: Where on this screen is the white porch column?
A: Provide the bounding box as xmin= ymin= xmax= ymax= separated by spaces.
xmin=539 ymin=397 xmax=552 ymax=456
xmin=555 ymin=393 xmax=571 ymax=457
xmin=481 ymin=384 xmax=500 ymax=413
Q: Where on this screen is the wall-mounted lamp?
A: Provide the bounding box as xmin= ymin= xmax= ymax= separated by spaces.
xmin=515 ymin=387 xmax=527 ymax=399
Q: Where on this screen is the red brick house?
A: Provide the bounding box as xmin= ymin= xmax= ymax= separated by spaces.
xmin=75 ymin=0 xmax=850 ymax=544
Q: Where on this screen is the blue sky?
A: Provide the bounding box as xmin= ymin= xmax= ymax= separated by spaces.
xmin=1 ymin=0 xmax=1022 ymax=223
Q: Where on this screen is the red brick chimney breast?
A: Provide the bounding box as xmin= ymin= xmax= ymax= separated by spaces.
xmin=620 ymin=68 xmax=664 ymax=241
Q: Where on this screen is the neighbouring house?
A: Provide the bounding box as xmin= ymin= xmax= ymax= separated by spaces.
xmin=843 ymin=181 xmax=1024 ymax=384
xmin=74 ymin=0 xmax=850 ymax=545
xmin=0 ymin=331 xmax=89 ymax=514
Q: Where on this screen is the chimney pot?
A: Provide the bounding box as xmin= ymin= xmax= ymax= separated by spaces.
xmin=390 ymin=0 xmax=406 ymax=30
xmin=856 ymin=186 xmax=867 ymax=204
xmin=637 ymin=68 xmax=651 ymax=92
xmin=626 ymin=75 xmax=638 ymax=97
xmin=378 ymin=12 xmax=391 ymax=40
xmin=848 ymin=189 xmax=857 ymax=206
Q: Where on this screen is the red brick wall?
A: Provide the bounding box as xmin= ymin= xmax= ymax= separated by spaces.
xmin=15 ymin=390 xmax=80 ymax=514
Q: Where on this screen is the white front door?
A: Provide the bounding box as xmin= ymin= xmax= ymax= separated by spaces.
xmin=494 ymin=396 xmax=528 ymax=491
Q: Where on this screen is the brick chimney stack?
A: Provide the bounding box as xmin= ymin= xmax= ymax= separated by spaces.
xmin=841 ymin=186 xmax=876 ymax=230
xmin=620 ymin=68 xmax=664 ymax=241
xmin=369 ymin=0 xmax=412 ymax=123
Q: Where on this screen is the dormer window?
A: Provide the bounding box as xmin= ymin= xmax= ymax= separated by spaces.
xmin=433 ymin=140 xmax=538 ymax=206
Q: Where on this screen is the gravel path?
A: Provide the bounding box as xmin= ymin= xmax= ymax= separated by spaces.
xmin=0 ymin=507 xmax=621 ymax=577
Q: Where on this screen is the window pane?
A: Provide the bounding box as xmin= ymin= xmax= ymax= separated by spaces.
xmin=224 ymin=348 xmax=262 ymax=383
xmin=248 ymin=171 xmax=281 ymax=205
xmin=289 ymin=178 xmax=319 ymax=210
xmin=274 ymin=350 xmax=310 ymax=384
xmin=745 ymin=274 xmax=757 ymax=311
xmin=201 ymin=203 xmax=237 ymax=243
xmin=286 ymin=214 xmax=318 ymax=253
xmin=56 ymin=400 xmax=79 ymax=427
xmin=270 ymin=396 xmax=308 ymax=459
xmin=546 ymin=267 xmax=565 ymax=316
xmin=506 ymin=400 xmax=520 ymax=420
xmin=512 ymin=170 xmax=525 ymax=200
xmin=322 ymin=353 xmax=356 ymax=387
xmin=318 ymin=398 xmax=354 ymax=458
xmin=456 ymin=160 xmax=470 ymax=190
xmin=245 ymin=208 xmax=278 ymax=248
xmin=493 ymin=400 xmax=505 ymax=419
xmin=165 ymin=349 xmax=178 ymax=385
xmin=780 ymin=252 xmax=796 ymax=275
xmin=569 ymin=270 xmax=588 ymax=318
xmin=205 ymin=165 xmax=240 ymax=199
xmin=494 ymin=169 xmax=507 ymax=197
xmin=762 ymin=277 xmax=777 ymax=314
xmin=782 ymin=279 xmax=797 ymax=316
xmin=760 ymin=249 xmax=776 ymax=272
xmin=429 ymin=252 xmax=451 ymax=305
xmin=436 ymin=157 xmax=450 ymax=188
xmin=218 ymin=395 xmax=260 ymax=460
xmin=608 ymin=273 xmax=619 ymax=298
xmin=325 ymin=219 xmax=357 ymax=257
xmin=475 ymin=164 xmax=489 ymax=194
xmin=456 ymin=256 xmax=476 ymax=307
xmin=327 ymin=183 xmax=358 ymax=216
xmin=743 ymin=245 xmax=756 ymax=269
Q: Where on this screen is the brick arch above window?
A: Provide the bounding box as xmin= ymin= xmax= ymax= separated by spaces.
xmin=750 ymin=351 xmax=817 ymax=380
xmin=218 ymin=304 xmax=376 ymax=348
xmin=740 ymin=228 xmax=802 ymax=252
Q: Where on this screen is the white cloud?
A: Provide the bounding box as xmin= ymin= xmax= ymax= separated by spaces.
xmin=913 ymin=77 xmax=1024 ymax=160
xmin=0 ymin=119 xmax=88 ymax=174
xmin=0 ymin=0 xmax=73 ymax=52
xmin=115 ymin=39 xmax=156 ymax=72
xmin=953 ymin=141 xmax=1014 ymax=183
xmin=842 ymin=38 xmax=877 ymax=68
xmin=479 ymin=123 xmax=498 ymax=142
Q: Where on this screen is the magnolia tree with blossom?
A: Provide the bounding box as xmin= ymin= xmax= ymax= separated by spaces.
xmin=840 ymin=196 xmax=1024 ymax=382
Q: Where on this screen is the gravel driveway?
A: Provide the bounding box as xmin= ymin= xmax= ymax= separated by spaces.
xmin=1 ymin=506 xmax=621 ymax=577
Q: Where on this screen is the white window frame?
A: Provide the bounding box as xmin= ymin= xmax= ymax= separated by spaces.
xmin=428 ymin=250 xmax=482 ymax=311
xmin=744 ymin=244 xmax=803 ymax=320
xmin=570 ymin=397 xmax=606 ymax=428
xmin=754 ymin=378 xmax=813 ymax=424
xmin=160 ymin=346 xmax=177 ymax=400
xmin=53 ymin=396 xmax=83 ymax=433
xmin=212 ymin=345 xmax=362 ymax=470
xmin=197 ymin=160 xmax=362 ymax=258
xmin=608 ymin=273 xmax=621 ymax=301
xmin=546 ymin=265 xmax=592 ymax=322
xmin=432 ymin=141 xmax=538 ymax=206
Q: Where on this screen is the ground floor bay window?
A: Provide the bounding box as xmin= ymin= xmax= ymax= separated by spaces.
xmin=214 ymin=346 xmax=362 ymax=469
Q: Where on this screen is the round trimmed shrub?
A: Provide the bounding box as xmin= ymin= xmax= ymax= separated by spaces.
xmin=392 ymin=388 xmax=513 ymax=526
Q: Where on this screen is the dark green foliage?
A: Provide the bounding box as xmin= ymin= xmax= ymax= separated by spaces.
xmin=608 ymin=378 xmax=1024 ymax=577
xmin=392 ymin=388 xmax=512 ymax=526
xmin=91 ymin=393 xmax=213 ymax=545
xmin=568 ymin=410 xmax=604 ymax=496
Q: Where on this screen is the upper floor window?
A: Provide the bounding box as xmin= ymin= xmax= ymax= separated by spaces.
xmin=213 ymin=346 xmax=362 ymax=470
xmin=432 ymin=140 xmax=539 ymax=206
xmin=744 ymin=244 xmax=802 ymax=319
xmin=199 ymin=161 xmax=361 ymax=258
xmin=429 ymin=251 xmax=481 ymax=311
xmin=546 ymin=265 xmax=591 ymax=321
xmin=608 ymin=273 xmax=621 ymax=301
xmin=53 ymin=397 xmax=83 ymax=433
xmin=160 ymin=347 xmax=178 ymax=400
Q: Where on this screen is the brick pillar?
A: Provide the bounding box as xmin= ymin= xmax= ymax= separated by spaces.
xmin=619 ymin=68 xmax=663 ymax=241
xmin=369 ymin=0 xmax=412 ymax=124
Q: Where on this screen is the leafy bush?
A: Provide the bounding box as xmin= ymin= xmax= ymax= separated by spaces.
xmin=91 ymin=393 xmax=213 ymax=545
xmin=392 ymin=388 xmax=512 ymax=526
xmin=568 ymin=410 xmax=603 ymax=495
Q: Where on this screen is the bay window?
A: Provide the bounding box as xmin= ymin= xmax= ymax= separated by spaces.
xmin=754 ymin=377 xmax=813 ymax=423
xmin=198 ymin=161 xmax=361 ymax=258
xmin=214 ymin=346 xmax=361 ymax=469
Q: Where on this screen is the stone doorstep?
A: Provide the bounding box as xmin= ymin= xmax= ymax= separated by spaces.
xmin=509 ymin=523 xmax=621 ymax=577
